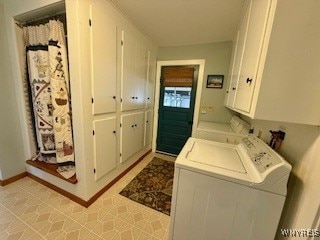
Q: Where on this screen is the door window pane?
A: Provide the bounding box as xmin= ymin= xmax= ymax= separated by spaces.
xmin=163 ymin=87 xmax=191 ymax=108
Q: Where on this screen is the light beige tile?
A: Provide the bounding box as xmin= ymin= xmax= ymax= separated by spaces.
xmin=91 ymin=213 xmax=123 ymax=236
xmin=14 ymin=227 xmax=43 ymax=240
xmin=0 ymin=153 xmax=173 ymax=240
xmin=0 ymin=215 xmax=30 ymax=239
xmin=73 ymin=205 xmax=108 ymax=230
xmin=137 ymin=231 xmax=158 ymax=240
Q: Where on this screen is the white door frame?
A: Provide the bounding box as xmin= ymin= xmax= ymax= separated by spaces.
xmin=152 ymin=59 xmax=206 ymax=152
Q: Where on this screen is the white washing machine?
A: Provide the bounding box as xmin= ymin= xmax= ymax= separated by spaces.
xmin=196 ymin=115 xmax=251 ymax=144
xmin=169 ymin=134 xmax=291 ymax=240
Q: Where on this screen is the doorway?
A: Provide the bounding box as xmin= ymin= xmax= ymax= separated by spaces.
xmin=156 ymin=65 xmax=199 ymax=155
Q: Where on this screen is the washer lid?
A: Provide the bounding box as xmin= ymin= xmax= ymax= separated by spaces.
xmin=187 ymin=141 xmax=246 ymax=173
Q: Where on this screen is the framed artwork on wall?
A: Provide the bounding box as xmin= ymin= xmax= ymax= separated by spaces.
xmin=206 ymin=75 xmax=224 ymax=89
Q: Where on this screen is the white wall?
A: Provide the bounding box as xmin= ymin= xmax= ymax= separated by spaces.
xmin=157 ymin=41 xmax=234 ymax=123
xmin=242 ymin=117 xmax=320 ymax=239
xmin=0 ymin=1 xmax=26 ymax=180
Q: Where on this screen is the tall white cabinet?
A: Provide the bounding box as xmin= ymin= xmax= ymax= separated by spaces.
xmin=88 ymin=0 xmax=157 ymax=192
xmin=90 ymin=2 xmax=117 ymax=115
xmin=225 ymin=0 xmax=320 ymax=125
xmin=5 ymin=0 xmax=157 ymax=202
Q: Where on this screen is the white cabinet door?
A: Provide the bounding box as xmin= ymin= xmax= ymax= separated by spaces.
xmin=93 ymin=117 xmax=117 ymax=181
xmin=121 ymin=112 xmax=144 ymax=163
xmin=234 ymin=0 xmax=271 ymax=112
xmin=146 ymin=50 xmax=156 ymax=108
xmin=121 ymin=30 xmax=147 ymax=111
xmin=121 ymin=29 xmax=137 ymax=111
xmin=133 ymin=112 xmax=144 ymax=154
xmin=90 ymin=1 xmax=117 ymax=115
xmin=135 ymin=41 xmax=147 ymax=109
xmin=121 ymin=113 xmax=134 ymax=163
xmin=226 ymin=1 xmax=250 ymax=108
xmin=144 ymin=110 xmax=153 ymax=147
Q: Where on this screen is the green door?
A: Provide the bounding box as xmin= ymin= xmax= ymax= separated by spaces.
xmin=156 ymin=66 xmax=198 ymax=155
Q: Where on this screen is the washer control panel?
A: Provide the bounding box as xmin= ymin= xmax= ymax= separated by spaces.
xmin=241 ymin=135 xmax=283 ymax=173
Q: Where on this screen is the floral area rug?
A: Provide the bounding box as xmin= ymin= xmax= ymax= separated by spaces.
xmin=119 ymin=157 xmax=175 ymax=215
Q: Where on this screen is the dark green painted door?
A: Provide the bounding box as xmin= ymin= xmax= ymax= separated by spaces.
xmin=156 ymin=66 xmax=198 ymax=155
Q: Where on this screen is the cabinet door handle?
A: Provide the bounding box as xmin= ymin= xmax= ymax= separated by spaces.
xmin=131 ymin=96 xmax=135 ymax=99
xmin=113 ymin=130 xmax=116 ymax=134
xmin=135 ymin=124 xmax=137 ymax=127
xmin=246 ymin=78 xmax=253 ymax=85
xmin=232 ymin=87 xmax=236 ymax=90
xmin=135 ymin=97 xmax=138 ymax=99
xmin=131 ymin=125 xmax=134 ymax=128
xmin=113 ymin=96 xmax=116 ymax=99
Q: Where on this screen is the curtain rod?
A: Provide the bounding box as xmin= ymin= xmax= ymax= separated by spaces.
xmin=17 ymin=11 xmax=66 ymax=28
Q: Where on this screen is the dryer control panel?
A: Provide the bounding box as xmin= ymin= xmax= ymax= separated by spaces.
xmin=241 ymin=135 xmax=282 ymax=173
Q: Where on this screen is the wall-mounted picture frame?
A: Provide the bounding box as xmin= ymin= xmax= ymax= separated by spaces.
xmin=206 ymin=75 xmax=224 ymax=89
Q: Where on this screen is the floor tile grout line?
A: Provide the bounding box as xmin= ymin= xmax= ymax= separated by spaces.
xmin=0 ymin=201 xmax=46 ymax=240
xmin=3 ymin=153 xmax=171 ymax=239
xmin=10 ymin=183 xmax=104 ymax=240
xmin=92 ymin=192 xmax=169 ymax=240
xmin=1 ymin=186 xmax=168 ymax=239
xmin=12 ymin=176 xmax=158 ymax=239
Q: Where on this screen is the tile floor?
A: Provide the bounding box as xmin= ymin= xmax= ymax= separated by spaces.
xmin=0 ymin=153 xmax=176 ymax=240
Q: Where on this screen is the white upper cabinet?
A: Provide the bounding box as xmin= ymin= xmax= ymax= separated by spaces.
xmin=90 ymin=1 xmax=117 ymax=115
xmin=120 ymin=30 xmax=147 ymax=111
xmin=225 ymin=0 xmax=320 ymax=125
xmin=146 ymin=50 xmax=156 ymax=108
xmin=233 ymin=0 xmax=271 ymax=112
xmin=225 ymin=4 xmax=250 ymax=108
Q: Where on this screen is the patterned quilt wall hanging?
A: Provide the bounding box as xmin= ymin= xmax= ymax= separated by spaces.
xmin=23 ymin=20 xmax=75 ymax=179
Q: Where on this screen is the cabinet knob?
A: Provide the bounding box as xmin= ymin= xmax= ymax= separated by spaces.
xmin=135 ymin=124 xmax=137 ymax=127
xmin=132 ymin=97 xmax=135 ymax=99
xmin=246 ymin=78 xmax=253 ymax=85
xmin=113 ymin=130 xmax=116 ymax=134
xmin=146 ymin=120 xmax=149 ymax=123
xmin=135 ymin=97 xmax=138 ymax=99
xmin=226 ymin=91 xmax=229 ymax=93
xmin=232 ymin=87 xmax=236 ymax=90
xmin=147 ymin=97 xmax=150 ymax=100
xmin=131 ymin=125 xmax=134 ymax=128
xmin=113 ymin=96 xmax=116 ymax=99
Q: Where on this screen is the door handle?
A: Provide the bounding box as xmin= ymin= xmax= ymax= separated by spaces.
xmin=246 ymin=78 xmax=253 ymax=85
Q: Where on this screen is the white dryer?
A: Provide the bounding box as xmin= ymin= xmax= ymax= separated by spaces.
xmin=169 ymin=134 xmax=291 ymax=240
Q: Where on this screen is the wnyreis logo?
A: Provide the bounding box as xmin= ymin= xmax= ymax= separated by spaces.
xmin=280 ymin=229 xmax=320 ymax=238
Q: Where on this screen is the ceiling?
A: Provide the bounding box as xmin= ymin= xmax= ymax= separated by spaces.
xmin=111 ymin=0 xmax=245 ymax=47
